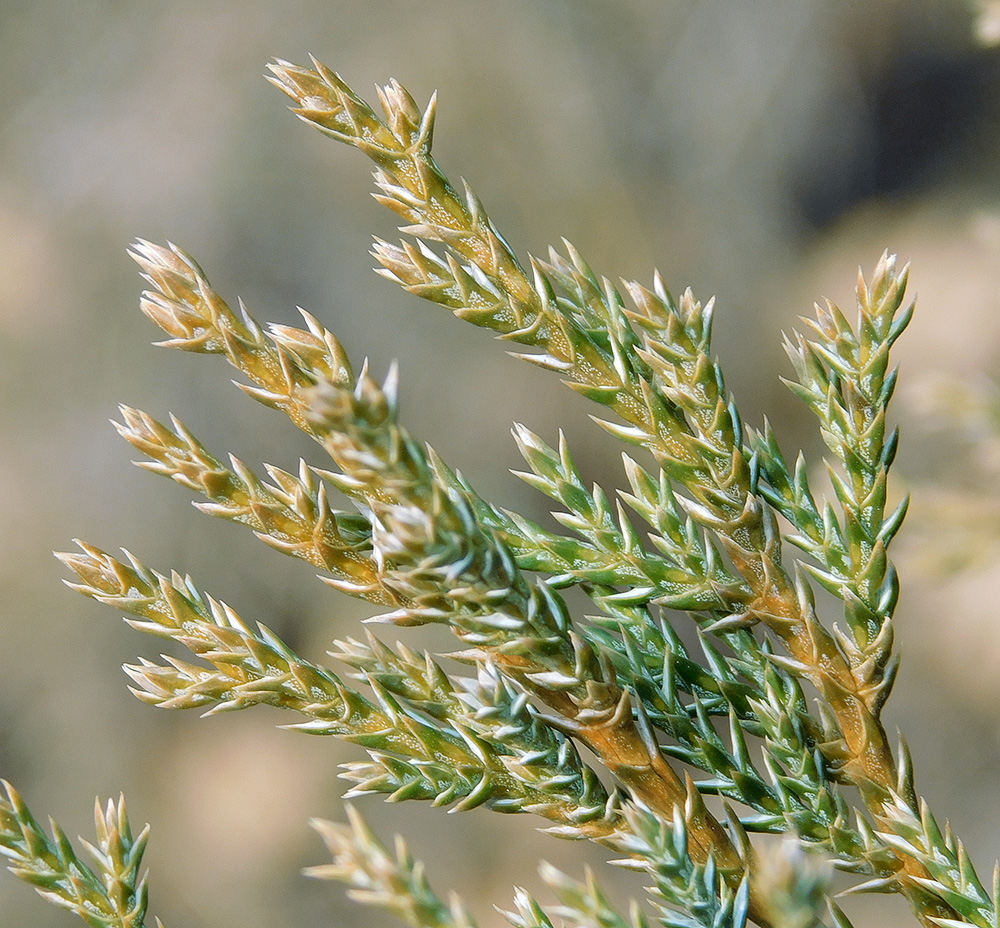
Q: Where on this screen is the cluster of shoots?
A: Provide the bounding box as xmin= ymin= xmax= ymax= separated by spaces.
xmin=2 ymin=57 xmax=994 ymax=928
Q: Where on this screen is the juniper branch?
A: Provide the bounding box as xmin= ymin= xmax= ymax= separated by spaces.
xmin=279 ymin=58 xmax=966 ymax=920
xmin=866 ymin=786 xmax=999 ymax=927
xmin=16 ymin=48 xmax=987 ymax=928
xmin=267 ymin=56 xmax=775 ymax=616
xmin=492 ymin=431 xmax=867 ymax=865
xmin=0 ymin=782 xmax=157 ymax=928
xmin=535 ymin=861 xmax=650 ymax=928
xmin=57 ymin=543 xmax=618 ymax=838
xmin=303 ymin=368 xmax=749 ymax=885
xmin=307 ymin=807 xmax=479 ymax=928
xmin=124 ymin=237 xmax=746 ymax=887
xmin=267 ymin=57 xmax=672 ymax=445
xmin=135 ymin=61 xmax=940 ymax=923
xmin=114 ymin=405 xmax=387 ymax=602
xmin=310 ymin=92 xmax=948 ymax=914
xmin=607 ymin=803 xmax=752 ymax=928
xmin=753 ymin=253 xmax=911 ymax=710
xmin=130 ymin=239 xmax=353 ymax=437
xmin=260 ymin=61 xmax=897 ymax=819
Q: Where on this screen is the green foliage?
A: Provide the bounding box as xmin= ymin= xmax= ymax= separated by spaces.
xmin=0 ymin=56 xmax=993 ymax=928
xmin=0 ymin=782 xmax=154 ymax=928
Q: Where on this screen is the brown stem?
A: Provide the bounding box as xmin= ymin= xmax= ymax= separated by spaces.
xmin=492 ymin=653 xmax=772 ymax=927
xmin=725 ymin=530 xmax=959 ymax=928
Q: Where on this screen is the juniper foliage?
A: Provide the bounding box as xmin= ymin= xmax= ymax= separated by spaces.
xmin=1 ymin=57 xmax=992 ymax=928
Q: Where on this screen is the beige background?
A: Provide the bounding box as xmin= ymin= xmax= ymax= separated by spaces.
xmin=2 ymin=2 xmax=1000 ymax=926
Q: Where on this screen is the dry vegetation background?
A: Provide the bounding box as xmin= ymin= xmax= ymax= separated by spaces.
xmin=3 ymin=2 xmax=1000 ymax=926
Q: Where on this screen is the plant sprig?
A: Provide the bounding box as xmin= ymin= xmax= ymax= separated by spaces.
xmin=6 ymin=52 xmax=990 ymax=928
xmin=0 ymin=782 xmax=158 ymax=928
xmin=262 ymin=58 xmax=972 ymax=926
xmin=57 ymin=542 xmax=620 ymax=839
xmin=307 ymin=807 xmax=478 ymax=928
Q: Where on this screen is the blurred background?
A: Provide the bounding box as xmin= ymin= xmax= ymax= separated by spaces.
xmin=3 ymin=2 xmax=1000 ymax=926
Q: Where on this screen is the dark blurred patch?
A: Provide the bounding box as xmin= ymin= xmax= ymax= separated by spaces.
xmin=795 ymin=45 xmax=1000 ymax=228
